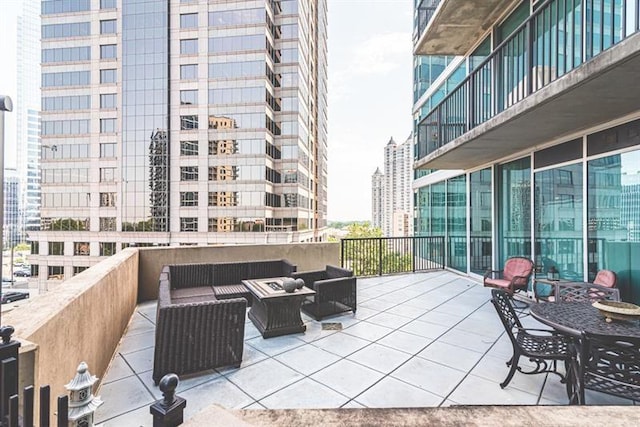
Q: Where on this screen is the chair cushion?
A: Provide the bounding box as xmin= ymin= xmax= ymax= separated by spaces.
xmin=484 ymin=278 xmax=512 ymax=289
xmin=593 ymin=270 xmax=616 ymax=288
xmin=504 ymin=258 xmax=533 ymax=284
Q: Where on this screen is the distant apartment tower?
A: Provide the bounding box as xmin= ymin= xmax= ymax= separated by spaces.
xmin=32 ymin=0 xmax=328 ymax=286
xmin=382 ymin=135 xmax=412 ymax=237
xmin=3 ymin=169 xmax=20 ymax=248
xmin=16 ymin=0 xmax=41 ymax=242
xmin=371 ymin=167 xmax=383 ymax=230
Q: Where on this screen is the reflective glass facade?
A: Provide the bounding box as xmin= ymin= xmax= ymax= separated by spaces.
xmin=121 ymin=0 xmax=169 ymax=232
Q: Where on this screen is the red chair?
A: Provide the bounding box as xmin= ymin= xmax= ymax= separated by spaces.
xmin=484 ymin=257 xmax=535 ymax=296
xmin=593 ymin=269 xmax=617 ymax=288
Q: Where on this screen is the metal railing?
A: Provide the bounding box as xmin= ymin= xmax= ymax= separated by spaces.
xmin=413 ymin=0 xmax=442 ymax=44
xmin=341 ymin=236 xmax=445 ymax=277
xmin=416 ymin=0 xmax=640 ymax=160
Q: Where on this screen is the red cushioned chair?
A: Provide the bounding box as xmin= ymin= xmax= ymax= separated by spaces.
xmin=592 ymin=269 xmax=617 ymax=288
xmin=484 ymin=257 xmax=535 ymax=297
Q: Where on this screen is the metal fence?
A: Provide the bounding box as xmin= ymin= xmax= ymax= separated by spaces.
xmin=341 ymin=236 xmax=445 ymax=277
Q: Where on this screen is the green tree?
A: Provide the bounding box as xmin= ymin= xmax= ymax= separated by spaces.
xmin=345 ymin=221 xmax=382 ymax=238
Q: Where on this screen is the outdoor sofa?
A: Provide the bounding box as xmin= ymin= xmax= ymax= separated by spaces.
xmin=152 ymin=259 xmax=296 ymax=384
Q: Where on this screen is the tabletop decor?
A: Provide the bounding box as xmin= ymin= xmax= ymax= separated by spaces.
xmin=592 ymin=300 xmax=640 ymax=323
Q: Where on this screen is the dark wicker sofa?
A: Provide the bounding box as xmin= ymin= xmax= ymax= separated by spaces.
xmin=153 ymin=259 xmax=297 ymax=384
xmin=292 ymin=265 xmax=356 ymax=320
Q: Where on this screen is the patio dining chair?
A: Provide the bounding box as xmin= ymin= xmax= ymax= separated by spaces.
xmin=555 ymin=282 xmax=620 ymax=303
xmin=490 ymin=289 xmax=578 ymax=400
xmin=578 ymin=332 xmax=640 ymax=404
xmin=484 ymin=257 xmax=534 ymax=309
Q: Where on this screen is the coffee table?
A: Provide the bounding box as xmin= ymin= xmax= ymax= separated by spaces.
xmin=242 ymin=277 xmax=315 ymax=338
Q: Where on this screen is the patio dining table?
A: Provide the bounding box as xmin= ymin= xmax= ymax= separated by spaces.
xmin=530 ymin=301 xmax=640 ymax=338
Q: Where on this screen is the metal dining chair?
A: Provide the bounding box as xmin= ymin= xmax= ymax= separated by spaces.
xmin=554 ymin=282 xmax=620 ymax=303
xmin=579 ymin=332 xmax=640 ymax=404
xmin=490 ymin=289 xmax=578 ymax=400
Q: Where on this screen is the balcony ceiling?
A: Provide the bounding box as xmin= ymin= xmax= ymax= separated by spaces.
xmin=414 ymin=0 xmax=515 ymax=55
xmin=415 ymin=32 xmax=640 ymax=170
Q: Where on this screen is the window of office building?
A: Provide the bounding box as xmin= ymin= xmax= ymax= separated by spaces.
xmin=43 ymin=0 xmax=90 ymax=14
xmin=180 ymin=166 xmax=198 ymax=181
xmin=180 ymin=64 xmax=197 ymax=80
xmin=48 ymin=266 xmax=64 ymax=280
xmin=100 ymin=242 xmax=117 ymax=256
xmin=100 ymin=118 xmax=116 ymax=133
xmin=100 ymin=0 xmax=116 ymax=9
xmin=100 ymin=192 xmax=116 ymax=207
xmin=180 ymin=141 xmax=198 ymax=156
xmin=100 ymin=169 xmax=116 ymax=184
xmin=180 ymin=192 xmax=198 ymax=206
xmin=99 ymin=217 xmax=117 ymax=231
xmin=74 ymin=266 xmax=89 ymax=275
xmin=42 ymin=71 xmax=90 ymax=87
xmin=100 ymin=94 xmax=117 ymax=109
xmin=48 ymin=241 xmax=64 ymax=256
xmin=42 ymin=46 xmax=91 ymax=63
xmin=100 ymin=44 xmax=117 ymax=59
xmin=100 ymin=19 xmax=116 ymax=34
xmin=180 ymin=218 xmax=198 ymax=232
xmin=74 ymin=242 xmax=90 ymax=256
xmin=180 ymin=115 xmax=198 ymax=130
xmin=100 ymin=69 xmax=117 ymax=83
xmin=180 ymin=39 xmax=198 ymax=55
xmin=100 ymin=143 xmax=116 ymax=157
xmin=180 ymin=90 xmax=197 ymax=105
xmin=180 ymin=13 xmax=198 ymax=28
xmin=42 ymin=22 xmax=91 ymax=39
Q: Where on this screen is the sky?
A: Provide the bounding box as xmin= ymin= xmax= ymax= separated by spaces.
xmin=0 ymin=0 xmax=414 ymax=222
xmin=327 ymin=0 xmax=414 ymax=221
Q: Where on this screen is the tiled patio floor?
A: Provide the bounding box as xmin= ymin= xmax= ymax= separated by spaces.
xmin=95 ymin=271 xmax=635 ymax=425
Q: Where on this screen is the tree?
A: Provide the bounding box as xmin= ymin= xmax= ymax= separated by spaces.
xmin=345 ymin=222 xmax=382 ymax=238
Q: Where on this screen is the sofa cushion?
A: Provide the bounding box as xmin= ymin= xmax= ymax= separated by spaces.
xmin=169 ymin=263 xmax=213 ymax=289
xmin=171 ymin=286 xmax=215 ymax=300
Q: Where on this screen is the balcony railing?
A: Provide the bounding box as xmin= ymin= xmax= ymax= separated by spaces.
xmin=341 ymin=236 xmax=445 ymax=276
xmin=413 ymin=0 xmax=442 ymax=44
xmin=416 ymin=0 xmax=640 ymax=160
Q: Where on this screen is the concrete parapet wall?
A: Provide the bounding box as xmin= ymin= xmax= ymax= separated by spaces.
xmin=4 ymin=249 xmax=139 ymax=423
xmin=137 ymin=242 xmax=340 ymax=301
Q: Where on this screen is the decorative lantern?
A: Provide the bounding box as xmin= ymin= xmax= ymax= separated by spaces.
xmin=547 ymin=266 xmax=560 ymax=281
xmin=65 ymin=362 xmax=103 ymax=427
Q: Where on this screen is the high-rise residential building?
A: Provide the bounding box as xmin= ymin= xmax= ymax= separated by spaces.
xmin=371 ymin=167 xmax=383 ymax=230
xmin=32 ymin=0 xmax=328 ymax=286
xmin=16 ymin=0 xmax=41 ymax=243
xmin=3 ymin=169 xmax=20 ymax=249
xmin=382 ymin=135 xmax=412 ymax=237
xmin=412 ymin=0 xmax=640 ymax=297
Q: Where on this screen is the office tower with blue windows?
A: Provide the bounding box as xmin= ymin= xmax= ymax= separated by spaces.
xmin=413 ymin=0 xmax=640 ymax=303
xmin=32 ymin=0 xmax=328 ymax=287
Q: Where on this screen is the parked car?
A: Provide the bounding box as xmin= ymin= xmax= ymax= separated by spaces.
xmin=1 ymin=277 xmax=15 ymax=285
xmin=14 ymin=269 xmax=31 ymax=277
xmin=1 ymin=291 xmax=29 ymax=304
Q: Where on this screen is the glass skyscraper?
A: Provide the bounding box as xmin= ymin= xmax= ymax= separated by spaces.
xmin=33 ymin=0 xmax=328 ymax=287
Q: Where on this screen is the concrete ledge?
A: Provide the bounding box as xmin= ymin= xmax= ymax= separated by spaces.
xmin=185 ymin=405 xmax=640 ymax=426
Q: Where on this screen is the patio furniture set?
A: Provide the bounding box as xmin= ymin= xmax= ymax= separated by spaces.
xmin=153 ymin=259 xmax=356 ymax=384
xmin=485 ymin=257 xmax=639 ymax=405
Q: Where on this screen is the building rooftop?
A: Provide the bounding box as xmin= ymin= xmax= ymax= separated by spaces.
xmin=95 ymin=270 xmax=635 ymax=426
